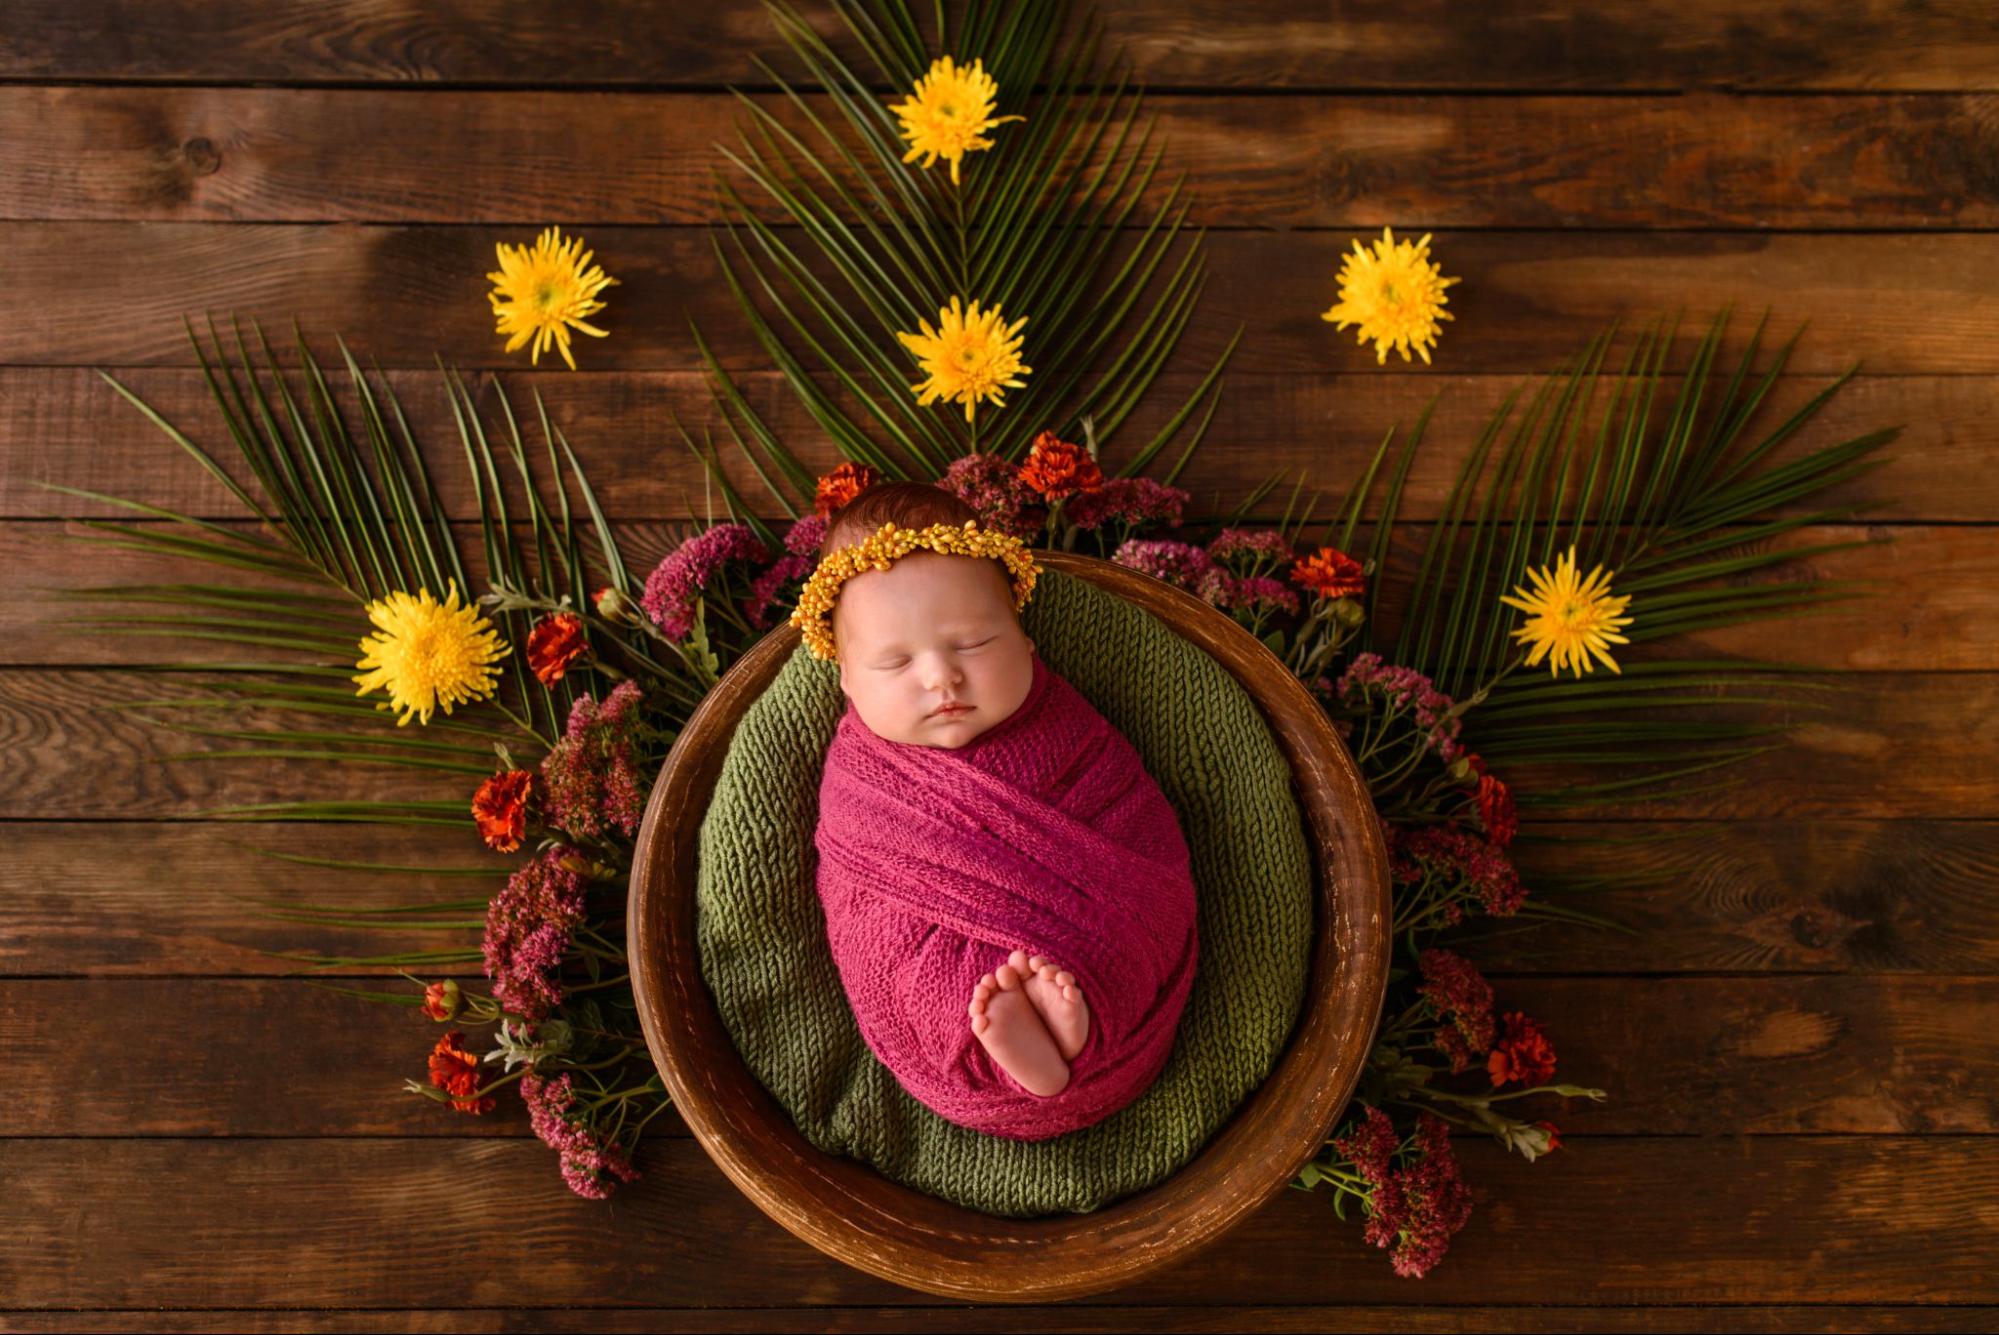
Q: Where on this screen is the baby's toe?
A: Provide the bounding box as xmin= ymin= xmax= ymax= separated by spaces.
xmin=995 ymin=962 xmax=1022 ymax=990
xmin=1007 ymin=948 xmax=1032 ymax=974
xmin=971 ymin=1013 xmax=990 ymax=1036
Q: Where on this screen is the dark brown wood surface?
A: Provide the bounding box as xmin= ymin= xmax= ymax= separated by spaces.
xmin=1 ymin=1 xmax=1993 ymax=1329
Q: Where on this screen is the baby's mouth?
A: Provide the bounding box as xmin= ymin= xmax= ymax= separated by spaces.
xmin=929 ymin=702 xmax=974 ymax=718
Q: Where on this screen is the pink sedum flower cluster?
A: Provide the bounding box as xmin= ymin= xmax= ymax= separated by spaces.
xmin=539 ymin=680 xmax=648 ymax=842
xmin=1062 ymin=475 xmax=1189 ymax=532
xmin=522 ymin=1070 xmax=641 ymax=1200
xmin=1333 ymin=1106 xmax=1474 ymax=1278
xmin=1387 ymin=823 xmax=1528 ymax=920
xmin=1111 ymin=538 xmax=1214 ymax=590
xmin=641 ymin=523 xmax=771 ymax=640
xmin=940 ymin=452 xmax=1048 ymax=539
xmin=1337 ymin=651 xmax=1465 ymax=763
xmin=1416 ymin=948 xmax=1497 ymax=1074
xmin=481 ymin=847 xmax=587 ymax=1022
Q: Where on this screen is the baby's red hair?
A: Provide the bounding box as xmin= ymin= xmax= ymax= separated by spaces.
xmin=819 ymin=480 xmax=982 ymax=556
xmin=819 ymin=481 xmax=1021 ymax=635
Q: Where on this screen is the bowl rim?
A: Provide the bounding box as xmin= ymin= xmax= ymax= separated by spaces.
xmin=628 ymin=551 xmax=1390 ymax=1302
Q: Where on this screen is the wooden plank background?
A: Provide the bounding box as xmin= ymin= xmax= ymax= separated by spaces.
xmin=2 ymin=2 xmax=1996 ymax=1329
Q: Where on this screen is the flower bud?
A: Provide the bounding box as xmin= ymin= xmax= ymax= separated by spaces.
xmin=1331 ymin=596 xmax=1365 ymax=628
xmin=593 ymin=587 xmax=640 ymax=624
xmin=420 ymin=979 xmax=462 ymax=1022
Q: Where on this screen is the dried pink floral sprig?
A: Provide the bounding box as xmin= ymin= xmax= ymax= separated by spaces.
xmin=783 ymin=513 xmax=830 ymax=556
xmin=521 ymin=1070 xmax=644 ymax=1200
xmin=1415 ymin=948 xmax=1497 ymax=1075
xmin=739 ymin=514 xmax=834 ymax=631
xmin=1301 ymin=1106 xmax=1473 ymax=1279
xmin=480 ymin=846 xmax=588 ymax=1023
xmin=941 ymin=452 xmax=1048 ymax=540
xmin=1111 ymin=537 xmax=1214 ymax=589
xmin=744 ymin=554 xmax=816 ymax=630
xmin=1063 ymin=475 xmax=1189 ymax=533
xmin=1197 ymin=568 xmax=1302 ymax=619
xmin=640 ymin=523 xmax=771 ymax=641
xmin=1386 ymin=822 xmax=1528 ymax=933
xmin=1337 ymin=652 xmax=1466 ymax=767
xmin=1206 ymin=525 xmax=1294 ymax=571
xmin=539 ymin=680 xmax=654 ymax=844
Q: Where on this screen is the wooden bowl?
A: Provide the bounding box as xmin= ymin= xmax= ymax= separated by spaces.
xmin=628 ymin=551 xmax=1390 ymax=1302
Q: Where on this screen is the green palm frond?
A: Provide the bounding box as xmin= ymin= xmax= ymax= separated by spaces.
xmin=687 ymin=0 xmax=1234 ymax=506
xmin=1334 ymin=307 xmax=1899 ymax=807
xmin=50 ymin=314 xmax=665 ymax=783
xmin=1378 ymin=308 xmax=1895 ymax=690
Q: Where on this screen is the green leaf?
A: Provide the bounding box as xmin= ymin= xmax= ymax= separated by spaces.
xmin=696 ymin=0 xmax=1228 ymax=483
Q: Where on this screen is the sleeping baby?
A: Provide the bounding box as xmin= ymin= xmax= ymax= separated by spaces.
xmin=791 ymin=480 xmax=1200 ymax=1142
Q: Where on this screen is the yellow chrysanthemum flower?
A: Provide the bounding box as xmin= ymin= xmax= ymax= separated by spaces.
xmin=896 ymin=295 xmax=1030 ymax=422
xmin=1321 ymin=226 xmax=1460 ymax=365
xmin=352 ymin=580 xmax=510 ymax=727
xmin=485 ymin=225 xmax=618 ymax=371
xmin=889 ymin=55 xmax=1024 ymax=186
xmin=1499 ymin=546 xmax=1636 ymax=678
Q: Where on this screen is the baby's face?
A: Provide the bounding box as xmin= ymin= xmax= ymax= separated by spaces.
xmin=833 ymin=550 xmax=1037 ymax=749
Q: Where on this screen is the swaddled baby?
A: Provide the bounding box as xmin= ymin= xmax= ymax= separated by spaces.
xmin=795 ymin=481 xmax=1200 ymax=1142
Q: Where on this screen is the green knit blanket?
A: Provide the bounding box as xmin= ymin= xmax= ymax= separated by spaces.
xmin=695 ymin=569 xmax=1314 ymax=1216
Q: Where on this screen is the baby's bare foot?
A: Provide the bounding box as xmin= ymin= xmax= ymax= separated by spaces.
xmin=969 ymin=959 xmax=1071 ymax=1097
xmin=1017 ymin=949 xmax=1090 ymax=1062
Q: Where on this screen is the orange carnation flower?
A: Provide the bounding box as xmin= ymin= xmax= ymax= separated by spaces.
xmin=427 ymin=1030 xmax=494 ymax=1115
xmin=1487 ymin=1011 xmax=1557 ymax=1089
xmin=526 ymin=611 xmax=587 ymax=686
xmin=814 ymin=461 xmax=881 ymax=516
xmin=472 ymin=769 xmax=534 ymax=853
xmin=1018 ymin=430 xmax=1103 ymax=501
xmin=1291 ymin=544 xmax=1367 ymax=600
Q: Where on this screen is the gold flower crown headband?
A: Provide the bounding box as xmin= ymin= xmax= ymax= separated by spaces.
xmin=788 ymin=519 xmax=1042 ymax=663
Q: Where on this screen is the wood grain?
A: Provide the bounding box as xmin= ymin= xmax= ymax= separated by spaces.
xmin=3 ymin=0 xmax=1996 ymax=91
xmin=1490 ymin=821 xmax=1999 ymax=975
xmin=2 ymin=1309 xmax=1992 ymax=1334
xmin=8 ymin=520 xmax=1993 ymax=671
xmin=0 ymin=670 xmax=477 ymax=819
xmin=1 ymin=1138 xmax=1993 ymax=1307
xmin=7 ymin=976 xmax=1993 ymax=1136
xmin=2 ymin=0 xmax=1993 ymax=1322
xmin=3 ymin=669 xmax=1995 ymax=821
xmin=5 ymin=367 xmax=1983 ymax=524
xmin=11 ymin=821 xmax=1998 ymax=979
xmin=1 ymin=824 xmax=502 ymax=977
xmin=10 ymin=88 xmax=1998 ymax=229
xmin=1 ymin=225 xmax=1992 ymax=375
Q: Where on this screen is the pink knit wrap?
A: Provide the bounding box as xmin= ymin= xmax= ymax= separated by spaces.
xmin=813 ymin=652 xmax=1200 ymax=1141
